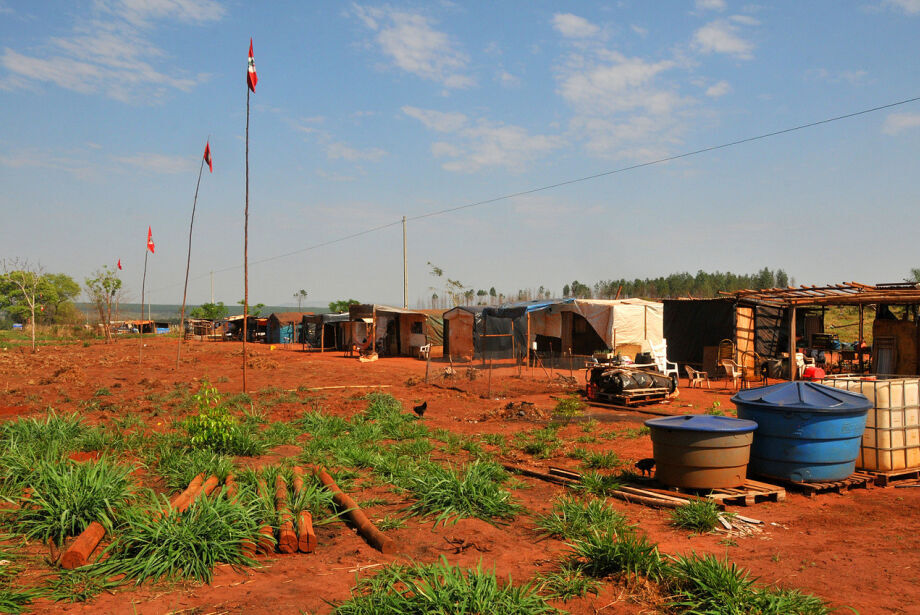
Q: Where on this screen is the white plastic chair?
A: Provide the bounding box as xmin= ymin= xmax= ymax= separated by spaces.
xmin=419 ymin=343 xmax=431 ymax=360
xmin=686 ymin=365 xmax=711 ymax=389
xmin=721 ymin=359 xmax=742 ymax=389
xmin=649 ymin=340 xmax=679 ymax=380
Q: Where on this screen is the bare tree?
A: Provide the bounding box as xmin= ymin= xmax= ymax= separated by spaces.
xmin=85 ymin=266 xmax=122 ymax=343
xmin=0 ymin=258 xmax=44 ymax=352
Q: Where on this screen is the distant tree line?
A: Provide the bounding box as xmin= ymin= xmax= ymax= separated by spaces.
xmin=419 ymin=267 xmax=794 ymax=309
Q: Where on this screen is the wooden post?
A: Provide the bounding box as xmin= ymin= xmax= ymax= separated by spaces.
xmin=510 ymin=320 xmax=515 ymax=366
xmin=242 ymin=80 xmax=251 ymax=394
xmin=789 ymin=305 xmax=797 ymax=381
xmin=488 ymin=358 xmax=493 ymax=398
xmin=526 ymin=312 xmax=531 ymax=376
xmin=425 ymin=350 xmax=430 ymax=384
xmin=177 ymin=147 xmax=207 ymax=369
xmin=320 ymin=321 xmax=325 ymax=353
xmin=139 ymin=247 xmax=149 ymax=364
xmin=371 ymin=306 xmax=376 ymax=355
xmin=858 ymin=304 xmax=865 ymax=372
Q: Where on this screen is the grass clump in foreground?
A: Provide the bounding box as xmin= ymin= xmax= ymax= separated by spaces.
xmin=333 ymin=558 xmax=558 ymax=615
xmin=94 ymin=492 xmax=262 ymax=584
xmin=535 ymin=495 xmax=630 ymax=540
xmin=666 ymin=553 xmax=832 ymax=614
xmin=10 ymin=458 xmax=134 ymax=546
xmin=404 ymin=460 xmax=519 ymax=526
xmin=669 ymin=500 xmax=728 ymax=534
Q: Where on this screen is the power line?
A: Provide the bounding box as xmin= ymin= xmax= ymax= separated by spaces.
xmin=151 ymin=94 xmax=920 ymax=296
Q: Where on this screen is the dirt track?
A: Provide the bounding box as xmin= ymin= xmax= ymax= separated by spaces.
xmin=1 ymin=337 xmax=918 ymax=614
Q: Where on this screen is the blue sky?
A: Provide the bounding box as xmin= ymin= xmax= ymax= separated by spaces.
xmin=2 ymin=0 xmax=919 ymax=308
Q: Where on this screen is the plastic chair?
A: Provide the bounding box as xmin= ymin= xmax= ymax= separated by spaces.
xmin=649 ymin=340 xmax=679 ymax=380
xmin=418 ymin=343 xmax=431 ymax=360
xmin=686 ymin=365 xmax=710 ymax=389
xmin=721 ymin=359 xmax=742 ymax=389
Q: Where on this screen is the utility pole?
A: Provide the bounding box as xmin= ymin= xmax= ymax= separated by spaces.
xmin=210 ymin=270 xmax=214 ymax=304
xmin=402 ymin=215 xmax=408 ymax=309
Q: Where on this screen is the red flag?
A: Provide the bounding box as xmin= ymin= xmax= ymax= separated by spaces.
xmin=147 ymin=227 xmax=155 ymax=254
xmin=247 ymin=38 xmax=258 ymax=92
xmin=117 ymin=259 xmax=122 ymax=270
xmin=203 ymin=141 xmax=212 ymax=173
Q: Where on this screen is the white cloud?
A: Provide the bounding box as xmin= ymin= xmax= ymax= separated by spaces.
xmin=315 ymin=169 xmax=357 ymax=182
xmin=705 ymin=80 xmax=732 ymax=97
xmin=695 ymin=0 xmax=727 ymax=10
xmin=352 ymin=5 xmax=473 ymax=89
xmin=884 ymin=0 xmax=920 ymax=15
xmin=497 ymin=70 xmax=520 ymax=87
xmin=0 ymin=147 xmax=99 ymax=179
xmin=806 ymin=67 xmax=868 ymax=85
xmin=116 ymin=152 xmax=192 ymax=173
xmin=0 ymin=1 xmax=218 ymax=103
xmin=693 ymin=17 xmax=756 ymax=59
xmin=882 ymin=112 xmax=920 ymax=135
xmin=326 ymin=142 xmax=387 ymax=162
xmin=403 ymin=107 xmax=561 ymax=172
xmin=556 ymin=50 xmax=681 ymax=116
xmin=98 ymin=0 xmax=225 ymax=26
xmin=402 ymin=106 xmax=468 ymax=132
xmin=552 ymin=13 xmax=600 ymax=39
xmin=630 ymin=24 xmax=648 ymax=37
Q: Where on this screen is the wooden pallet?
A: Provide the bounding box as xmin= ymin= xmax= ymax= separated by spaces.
xmin=593 ymin=388 xmax=669 ymax=407
xmin=703 ymin=479 xmax=786 ymax=506
xmin=756 ymin=472 xmax=874 ymax=497
xmin=863 ymin=468 xmax=920 ymax=487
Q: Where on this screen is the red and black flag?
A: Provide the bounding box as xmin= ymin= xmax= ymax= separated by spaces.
xmin=204 ymin=141 xmax=212 ymax=173
xmin=247 ymin=39 xmax=258 ymax=92
xmin=146 ymin=227 xmax=155 ymax=254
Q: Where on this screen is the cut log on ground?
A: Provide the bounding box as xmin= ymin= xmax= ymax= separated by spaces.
xmin=275 ymin=474 xmax=298 ymax=554
xmin=256 ymin=525 xmax=275 ymax=554
xmin=170 ymin=473 xmax=205 ymax=513
xmin=297 ymin=510 xmax=317 ymax=553
xmin=60 ymin=521 xmax=105 ymax=569
xmin=313 ymin=466 xmax=396 ymax=554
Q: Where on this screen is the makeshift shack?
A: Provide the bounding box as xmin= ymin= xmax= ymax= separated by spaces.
xmin=226 ymin=315 xmax=268 ymax=342
xmin=302 ymin=312 xmax=350 ymax=351
xmin=347 ymin=304 xmax=428 ymax=357
xmin=443 ymin=306 xmax=485 ymax=361
xmin=266 ymin=312 xmax=313 ymax=344
xmin=453 ymin=298 xmax=664 ymax=363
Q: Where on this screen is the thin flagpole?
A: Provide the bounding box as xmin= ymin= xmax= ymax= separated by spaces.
xmin=140 ymin=247 xmax=148 ymax=364
xmin=176 ymin=145 xmax=207 ymax=369
xmin=243 ymin=83 xmax=250 ymax=392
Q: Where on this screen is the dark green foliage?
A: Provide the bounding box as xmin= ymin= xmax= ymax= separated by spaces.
xmin=404 ymin=461 xmax=519 ymax=526
xmin=535 ymin=495 xmax=630 ymax=540
xmin=579 ymin=450 xmax=623 ymax=470
xmin=95 ymin=494 xmax=262 ymax=584
xmin=535 ymin=562 xmax=600 ymax=601
xmin=11 ymin=458 xmax=134 ymax=545
xmin=572 ymin=470 xmax=621 ymax=497
xmin=332 ymin=558 xmax=558 ymax=615
xmin=593 ymin=267 xmax=793 ymax=300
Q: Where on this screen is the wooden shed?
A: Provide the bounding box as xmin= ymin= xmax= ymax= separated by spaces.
xmin=347 ymin=304 xmax=429 ymax=357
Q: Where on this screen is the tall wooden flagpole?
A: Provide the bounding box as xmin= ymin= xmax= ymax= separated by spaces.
xmin=176 ymin=142 xmax=208 ymax=369
xmin=243 ymin=40 xmax=256 ymax=393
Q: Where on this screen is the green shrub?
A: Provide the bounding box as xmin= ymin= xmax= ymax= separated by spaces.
xmin=571 ymin=470 xmax=621 ymax=497
xmin=554 ymin=395 xmax=585 ymax=418
xmin=182 ymin=382 xmax=263 ymax=455
xmin=535 ymin=562 xmax=600 ymax=601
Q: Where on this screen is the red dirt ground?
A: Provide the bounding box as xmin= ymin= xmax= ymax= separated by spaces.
xmin=1 ymin=337 xmax=918 ymax=614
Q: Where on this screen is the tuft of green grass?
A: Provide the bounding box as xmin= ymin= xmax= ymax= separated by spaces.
xmin=94 ymin=493 xmax=262 ymax=584
xmin=42 ymin=569 xmax=120 ymax=603
xmin=554 ymin=395 xmax=585 ymax=418
xmin=665 ymin=553 xmax=832 ymax=614
xmin=155 ymin=448 xmax=235 ymax=493
xmin=535 ymin=562 xmax=600 ymax=601
xmin=571 ymin=470 xmax=621 ymax=497
xmin=569 ymin=529 xmax=663 ymax=581
xmin=374 ymin=515 xmax=407 ymax=531
xmin=332 ymin=558 xmax=558 ymax=615
xmin=404 ymin=461 xmax=519 ymax=526
xmin=11 ymin=458 xmax=134 ymax=545
xmin=535 ymin=495 xmax=630 ymax=540
xmin=515 ymin=427 xmax=562 ymax=459
xmin=669 ymin=500 xmax=728 ymax=534
xmin=579 ymin=450 xmax=623 ymax=470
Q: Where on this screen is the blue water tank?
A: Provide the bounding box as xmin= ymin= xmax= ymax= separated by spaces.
xmin=732 ymin=382 xmax=871 ymax=482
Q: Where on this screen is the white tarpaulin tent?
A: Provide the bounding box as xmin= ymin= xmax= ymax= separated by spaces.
xmin=534 ymin=298 xmax=663 ymax=351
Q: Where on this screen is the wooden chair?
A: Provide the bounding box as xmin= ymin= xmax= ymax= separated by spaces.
xmin=686 ymin=365 xmax=710 ymax=389
xmin=721 ymin=359 xmax=742 ymax=389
